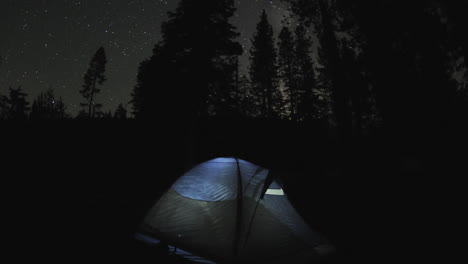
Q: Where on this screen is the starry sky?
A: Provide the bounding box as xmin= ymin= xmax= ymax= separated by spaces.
xmin=0 ymin=0 xmax=289 ymax=116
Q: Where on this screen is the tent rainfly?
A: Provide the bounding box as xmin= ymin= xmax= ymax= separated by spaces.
xmin=135 ymin=158 xmax=334 ymax=263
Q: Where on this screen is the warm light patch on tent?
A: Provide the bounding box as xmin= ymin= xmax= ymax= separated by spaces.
xmin=265 ymin=188 xmax=284 ymax=195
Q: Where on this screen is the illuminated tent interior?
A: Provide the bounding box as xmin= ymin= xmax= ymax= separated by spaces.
xmin=135 ymin=158 xmax=334 ymax=263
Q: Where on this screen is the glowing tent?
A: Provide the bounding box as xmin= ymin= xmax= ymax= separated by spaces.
xmin=136 ymin=158 xmax=333 ymax=263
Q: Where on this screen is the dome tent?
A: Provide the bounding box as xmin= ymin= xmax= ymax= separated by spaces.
xmin=136 ymin=158 xmax=334 ymax=263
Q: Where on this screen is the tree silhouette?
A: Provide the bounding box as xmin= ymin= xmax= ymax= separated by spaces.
xmin=231 ymin=60 xmax=257 ymax=117
xmin=30 ymin=88 xmax=68 ymax=120
xmin=0 ymin=93 xmax=8 ymax=120
xmin=6 ymin=86 xmax=30 ymax=120
xmin=340 ymin=39 xmax=376 ymax=136
xmin=335 ymin=0 xmax=458 ymax=137
xmin=130 ymin=59 xmax=151 ymax=119
xmin=114 ymin=103 xmax=127 ymax=120
xmin=80 ymin=47 xmax=107 ymax=119
xmin=101 ymin=110 xmax=113 ymax=120
xmin=314 ymin=49 xmax=333 ymax=121
xmin=278 ymin=26 xmax=299 ymax=119
xmin=249 ymin=10 xmax=281 ymax=118
xmin=209 ymin=55 xmax=243 ymax=117
xmin=443 ymin=2 xmax=468 ymax=122
xmin=294 ymin=23 xmax=319 ymax=121
xmin=283 ymin=0 xmax=373 ymax=138
xmin=439 ymin=2 xmax=468 ymax=79
xmin=76 ymin=109 xmax=89 ymax=120
xmin=131 ymin=0 xmax=242 ymax=121
xmin=238 ymin=74 xmax=257 ymax=116
xmin=317 ymin=0 xmax=353 ymax=142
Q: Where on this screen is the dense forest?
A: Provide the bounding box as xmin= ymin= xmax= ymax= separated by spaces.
xmin=2 ymin=0 xmax=467 ymax=263
xmin=2 ymin=1 xmax=467 ymax=136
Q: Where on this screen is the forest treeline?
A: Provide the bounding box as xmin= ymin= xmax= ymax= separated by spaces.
xmin=1 ymin=0 xmax=468 ymax=142
xmin=130 ymin=0 xmax=468 ymax=145
xmin=0 ymin=46 xmax=127 ymax=121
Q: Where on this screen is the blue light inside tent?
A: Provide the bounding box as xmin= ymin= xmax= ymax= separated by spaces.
xmin=173 ymin=158 xmax=267 ymax=201
xmin=210 ymin=157 xmax=237 ymax=163
xmin=172 ymin=158 xmax=239 ymax=201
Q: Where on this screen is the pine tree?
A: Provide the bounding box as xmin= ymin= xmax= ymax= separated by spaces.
xmin=249 ymin=10 xmax=281 ymax=118
xmin=131 ymin=59 xmax=151 ymax=119
xmin=31 ymin=88 xmax=68 ymax=120
xmin=444 ymin=2 xmax=468 ymax=83
xmin=76 ymin=109 xmax=89 ymax=120
xmin=212 ymin=55 xmax=243 ymax=117
xmin=114 ymin=103 xmax=127 ymax=120
xmin=314 ymin=44 xmax=333 ymax=121
xmin=226 ymin=57 xmax=259 ymax=117
xmin=231 ymin=68 xmax=257 ymax=117
xmin=102 ymin=110 xmax=113 ymax=120
xmin=277 ymin=22 xmax=320 ymax=121
xmin=131 ymin=0 xmax=242 ymax=120
xmin=237 ymin=74 xmax=257 ymax=117
xmin=7 ymin=86 xmax=30 ymax=120
xmin=284 ymin=0 xmax=353 ymax=140
xmin=80 ymin=47 xmax=107 ymax=119
xmin=294 ymin=23 xmax=319 ymax=121
xmin=336 ymin=1 xmax=456 ymax=134
xmin=278 ymin=26 xmax=299 ymax=119
xmin=0 ymin=93 xmax=8 ymax=120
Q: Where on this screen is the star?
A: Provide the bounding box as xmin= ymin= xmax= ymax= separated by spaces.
xmin=0 ymin=0 xmax=288 ymax=116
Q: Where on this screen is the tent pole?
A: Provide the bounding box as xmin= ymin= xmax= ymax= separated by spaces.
xmin=243 ymin=170 xmax=275 ymax=250
xmin=233 ymin=158 xmax=243 ymax=262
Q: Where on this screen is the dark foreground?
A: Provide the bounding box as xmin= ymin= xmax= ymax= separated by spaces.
xmin=2 ymin=118 xmax=465 ymax=263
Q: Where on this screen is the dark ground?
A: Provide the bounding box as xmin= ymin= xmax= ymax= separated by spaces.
xmin=2 ymin=117 xmax=465 ymax=263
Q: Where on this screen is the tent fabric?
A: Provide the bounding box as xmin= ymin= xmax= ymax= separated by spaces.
xmin=138 ymin=158 xmax=331 ymax=263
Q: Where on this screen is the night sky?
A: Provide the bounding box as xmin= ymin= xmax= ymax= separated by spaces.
xmin=0 ymin=0 xmax=289 ymax=115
